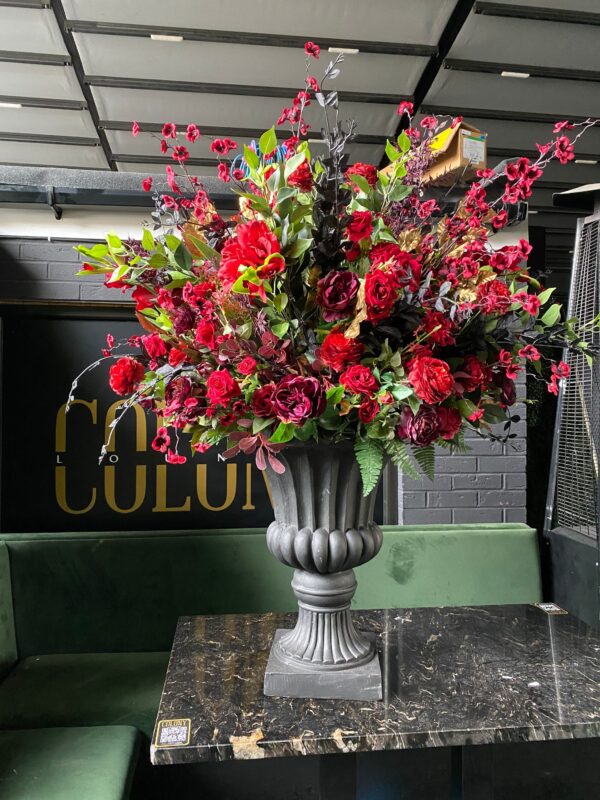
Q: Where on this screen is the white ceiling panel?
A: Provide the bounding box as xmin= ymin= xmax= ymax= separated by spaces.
xmin=0 ymin=141 xmax=108 ymax=169
xmin=455 ymin=117 xmax=600 ymax=155
xmin=92 ymin=88 xmax=398 ymax=137
xmin=487 ymin=156 xmax=600 ymax=186
xmin=449 ymin=14 xmax=600 ymax=71
xmin=0 ymin=7 xmax=67 ymax=55
xmin=0 ymin=63 xmax=84 ymax=101
xmin=74 ymin=35 xmax=426 ymax=96
xmin=62 ymin=0 xmax=455 ymax=46
xmin=424 ymin=71 xmax=600 ymax=118
xmin=0 ymin=107 xmax=97 ymax=137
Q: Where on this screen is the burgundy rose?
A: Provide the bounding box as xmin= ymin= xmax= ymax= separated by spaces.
xmin=173 ymin=305 xmax=196 ymax=335
xmin=396 ymin=406 xmax=441 ymax=447
xmin=109 ymin=357 xmax=144 ymax=396
xmin=252 ymin=384 xmax=276 ymax=417
xmin=493 ymin=373 xmax=516 ymax=406
xmin=164 ymin=376 xmax=193 ymax=414
xmin=316 ymin=270 xmax=360 ymax=322
xmin=272 ymin=376 xmax=326 ymax=424
xmin=458 ymin=355 xmax=491 ymax=394
xmin=340 ymin=365 xmax=379 ymax=396
xmin=358 ymin=398 xmax=380 ymax=424
xmin=437 ymin=407 xmax=462 ymax=441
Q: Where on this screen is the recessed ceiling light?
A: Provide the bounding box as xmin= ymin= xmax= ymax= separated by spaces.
xmin=528 ymin=210 xmax=539 ymax=214
xmin=307 ymin=138 xmax=323 ymax=143
xmin=0 ymin=102 xmax=22 ymax=109
xmin=328 ymin=47 xmax=359 ymax=55
xmin=575 ymin=159 xmax=598 ymax=165
xmin=501 ymin=70 xmax=530 ymax=79
xmin=150 ymin=34 xmax=184 ymax=42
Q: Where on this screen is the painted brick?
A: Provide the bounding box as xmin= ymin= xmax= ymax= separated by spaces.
xmin=428 ymin=490 xmax=477 ymax=508
xmin=403 ymin=492 xmax=426 ymax=509
xmin=478 ymin=456 xmax=526 ymax=473
xmin=0 ymin=280 xmax=79 ymax=300
xmin=504 ymin=438 xmax=526 ymax=454
xmin=49 ymin=262 xmax=96 ymax=282
xmin=462 ymin=438 xmax=503 ymax=455
xmin=79 ymin=284 xmax=132 ymax=303
xmin=403 ymin=475 xmax=451 ymax=491
xmin=505 ymin=473 xmax=526 ymax=489
xmin=478 ymin=490 xmax=527 ymax=508
xmin=0 ymin=260 xmax=47 ymax=281
xmin=0 ymin=240 xmax=23 ymax=258
xmin=403 ymin=508 xmax=452 ymax=525
xmin=452 ymin=473 xmax=502 ymax=490
xmin=20 ymin=242 xmax=81 ymax=262
xmin=504 ymin=508 xmax=527 ymax=523
xmin=435 ymin=456 xmax=478 ymax=473
xmin=453 ymin=508 xmax=503 ymax=524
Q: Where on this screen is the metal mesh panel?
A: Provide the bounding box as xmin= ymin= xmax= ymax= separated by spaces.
xmin=554 ymin=218 xmax=600 ymax=538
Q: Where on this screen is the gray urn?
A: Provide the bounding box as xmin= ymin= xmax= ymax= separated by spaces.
xmin=263 ymin=442 xmax=383 ymax=699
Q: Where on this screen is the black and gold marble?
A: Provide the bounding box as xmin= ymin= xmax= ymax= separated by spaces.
xmin=151 ymin=605 xmax=600 ymax=765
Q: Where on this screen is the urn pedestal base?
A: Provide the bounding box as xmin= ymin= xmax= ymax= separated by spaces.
xmin=264 ymin=629 xmax=382 ymax=700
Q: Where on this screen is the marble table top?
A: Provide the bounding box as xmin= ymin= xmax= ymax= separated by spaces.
xmin=151 ymin=605 xmax=600 ymax=765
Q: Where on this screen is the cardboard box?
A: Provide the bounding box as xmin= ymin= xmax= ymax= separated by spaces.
xmin=423 ymin=122 xmax=487 ymax=186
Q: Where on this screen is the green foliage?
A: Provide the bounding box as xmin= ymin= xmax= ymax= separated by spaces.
xmin=383 ymin=439 xmax=420 ymax=480
xmin=413 ymin=444 xmax=435 ymax=481
xmin=354 ymin=437 xmax=384 ymax=496
xmin=259 ymin=126 xmax=277 ymax=156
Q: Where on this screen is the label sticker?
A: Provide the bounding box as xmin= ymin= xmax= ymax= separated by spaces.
xmin=462 ymin=134 xmax=486 ymax=164
xmin=155 ymin=718 xmax=191 ymax=747
xmin=534 ymin=602 xmax=568 ymax=615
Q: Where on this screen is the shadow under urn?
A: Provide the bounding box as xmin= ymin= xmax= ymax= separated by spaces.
xmin=263 ymin=442 xmax=384 ymax=700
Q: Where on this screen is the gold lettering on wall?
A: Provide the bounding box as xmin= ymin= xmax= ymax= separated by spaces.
xmin=55 ymin=399 xmax=97 ymax=452
xmin=242 ymin=463 xmax=255 ymax=511
xmin=104 ymin=401 xmax=146 ymax=452
xmin=105 ymin=465 xmax=146 ymax=513
xmin=196 ymin=463 xmax=237 ymax=511
xmin=153 ymin=465 xmax=191 ymax=512
xmin=55 ymin=466 xmax=96 ymax=514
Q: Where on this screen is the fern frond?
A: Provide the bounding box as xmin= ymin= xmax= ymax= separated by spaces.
xmin=354 ymin=438 xmax=384 ymax=496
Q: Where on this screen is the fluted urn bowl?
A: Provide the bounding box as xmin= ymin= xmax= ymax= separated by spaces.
xmin=263 ymin=441 xmax=384 ymax=700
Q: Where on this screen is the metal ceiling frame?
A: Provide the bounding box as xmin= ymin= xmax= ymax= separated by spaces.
xmin=0 ymin=94 xmax=85 ymax=109
xmin=488 ymin=147 xmax=600 ymax=162
xmin=0 ymin=49 xmax=70 ymax=65
xmin=420 ymin=105 xmax=594 ymax=126
xmin=474 ymin=2 xmax=600 ymax=28
xmin=0 ymin=131 xmax=99 ymax=146
xmin=444 ymin=58 xmax=600 ymax=84
xmin=65 ymin=19 xmax=437 ymax=58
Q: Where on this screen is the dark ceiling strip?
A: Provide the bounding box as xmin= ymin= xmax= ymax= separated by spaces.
xmin=0 ymin=49 xmax=70 ymax=65
xmin=420 ymin=105 xmax=592 ymax=125
xmin=444 ymin=58 xmax=600 ymax=84
xmin=112 ymin=153 xmax=216 ymax=167
xmin=0 ymin=0 xmax=48 ymax=6
xmin=474 ymin=2 xmax=600 ymax=27
xmin=528 ymin=206 xmax=584 ymax=215
xmin=86 ymin=75 xmax=409 ymax=105
xmin=488 ymin=147 xmax=599 ymax=162
xmin=65 ymin=19 xmax=436 ymax=57
xmin=379 ymin=0 xmax=475 ymax=168
xmin=0 ymin=131 xmax=99 ymax=146
xmin=99 ymin=120 xmax=388 ymax=146
xmin=0 ymin=94 xmax=86 ymax=110
xmin=51 ymin=0 xmax=115 ymax=170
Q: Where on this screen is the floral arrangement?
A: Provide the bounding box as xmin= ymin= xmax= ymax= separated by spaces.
xmin=74 ymin=42 xmax=599 ymax=494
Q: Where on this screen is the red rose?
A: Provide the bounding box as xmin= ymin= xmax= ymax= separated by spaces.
xmin=476 ymin=279 xmax=512 ymax=315
xmin=408 ymin=356 xmax=454 ymax=404
xmin=369 ymin=244 xmax=421 ymax=291
xmin=195 ymin=320 xmax=216 ymax=350
xmin=109 ymin=357 xmax=144 ymax=396
xmin=340 ymin=365 xmax=379 ymax=396
xmin=238 ymin=356 xmax=257 ymax=376
xmin=206 ymin=370 xmax=241 ymax=407
xmin=168 ymin=348 xmax=187 ymax=367
xmin=364 ymin=269 xmax=398 ymax=323
xmin=345 ymin=163 xmax=378 ymax=187
xmin=132 ymin=286 xmax=154 ymax=311
xmin=396 ymin=406 xmax=441 ymax=447
xmin=272 ymin=375 xmax=326 ymax=424
xmin=358 ymin=398 xmax=380 ymax=424
xmin=419 ymin=310 xmax=455 ymax=346
xmin=319 ymin=332 xmax=364 ymax=373
xmin=218 ymin=220 xmax=283 ymax=288
xmin=287 ymin=161 xmax=313 ymax=191
xmin=458 ymin=355 xmax=490 ymax=393
xmin=346 ymin=211 xmax=373 ymax=243
xmin=142 ymin=333 xmax=168 ymax=359
xmin=316 ymin=270 xmax=360 ymax=322
xmin=252 ymin=384 xmax=276 ymax=417
xmin=437 ymin=407 xmax=462 ymax=441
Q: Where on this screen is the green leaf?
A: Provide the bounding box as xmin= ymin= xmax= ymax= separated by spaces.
xmin=148 ymin=253 xmax=168 ymax=268
xmin=106 ymin=233 xmax=123 ymax=251
xmin=354 ymin=437 xmax=384 ymax=496
xmin=284 ymin=152 xmax=306 ymax=180
xmin=141 ymin=228 xmax=154 ymax=251
xmin=270 ymin=422 xmax=295 ymax=444
xmin=347 ymin=173 xmax=371 ymax=194
xmin=164 ymin=233 xmax=180 ymax=252
xmin=243 ymin=145 xmax=260 ymax=171
xmin=273 ymin=293 xmax=288 ymax=313
xmin=185 ymin=233 xmax=220 ymax=263
xmin=287 ymin=237 xmax=312 ymax=259
xmin=252 ymin=417 xmax=274 ymax=435
xmin=457 ymin=398 xmax=478 ymax=419
xmin=390 ymin=385 xmax=413 ymax=401
xmin=413 ymin=444 xmax=435 ymax=481
xmin=174 ymin=243 xmax=193 ymax=271
xmin=537 ymin=287 xmax=555 ymax=306
xmin=383 ymin=439 xmax=420 ymax=480
xmin=385 ymin=140 xmax=400 ymax=163
xmin=271 ymin=321 xmax=289 ymax=338
xmin=294 ymin=420 xmax=317 ymax=442
xmin=326 ymin=385 xmax=345 ymax=404
xmin=541 ymin=303 xmax=562 ymax=327
xmin=259 ymin=126 xmax=277 ymax=157
xmin=397 ymin=130 xmax=411 ymax=153
xmin=388 ymin=183 xmax=412 ymax=202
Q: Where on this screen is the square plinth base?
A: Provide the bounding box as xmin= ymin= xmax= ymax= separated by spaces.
xmin=263 ymin=630 xmax=382 ymax=700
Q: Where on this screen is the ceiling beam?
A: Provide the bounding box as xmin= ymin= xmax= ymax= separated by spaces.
xmin=86 ymin=75 xmax=409 ymax=105
xmin=0 ymin=49 xmax=70 ymax=66
xmin=100 ymin=120 xmax=387 ymax=146
xmin=379 ymin=0 xmax=475 ymax=168
xmin=0 ymin=94 xmax=86 ymax=110
xmin=64 ymin=19 xmax=436 ymax=58
xmin=488 ymin=147 xmax=599 ymax=163
xmin=50 ymin=0 xmax=115 ymax=170
xmin=112 ymin=153 xmax=215 ymax=168
xmin=445 ymin=58 xmax=600 ymax=84
xmin=0 ymin=131 xmax=100 ymax=146
xmin=420 ymin=105 xmax=593 ymax=126
xmin=0 ymin=0 xmax=48 ymax=7
xmin=474 ymin=2 xmax=600 ymax=27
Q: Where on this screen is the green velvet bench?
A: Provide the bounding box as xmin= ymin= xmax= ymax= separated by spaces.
xmin=0 ymin=524 xmax=541 ymax=794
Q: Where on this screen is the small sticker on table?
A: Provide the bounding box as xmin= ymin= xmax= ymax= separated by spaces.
xmin=534 ymin=602 xmax=568 ymax=615
xmin=155 ymin=719 xmax=191 ymax=747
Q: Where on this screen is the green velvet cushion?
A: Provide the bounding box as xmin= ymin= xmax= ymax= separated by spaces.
xmin=0 ymin=726 xmax=140 ymax=800
xmin=0 ymin=542 xmax=16 ymax=677
xmin=0 ymin=524 xmax=541 ymax=656
xmin=0 ymin=653 xmax=169 ymax=739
